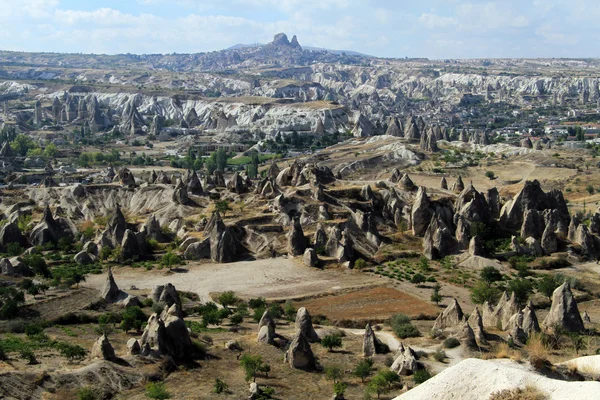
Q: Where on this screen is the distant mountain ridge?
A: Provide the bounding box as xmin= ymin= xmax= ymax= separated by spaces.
xmin=228 ymin=42 xmax=372 ymax=58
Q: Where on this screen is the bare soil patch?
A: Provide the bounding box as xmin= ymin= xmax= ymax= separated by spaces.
xmin=296 ymin=287 xmax=440 ymax=323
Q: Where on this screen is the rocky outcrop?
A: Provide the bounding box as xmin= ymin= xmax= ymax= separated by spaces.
xmin=433 ymin=298 xmax=464 ymax=331
xmin=140 ymin=306 xmax=194 ymax=360
xmin=287 ymin=217 xmax=307 ymax=256
xmin=0 ymin=222 xmax=28 ymax=250
xmin=286 ymin=331 xmax=316 ymax=370
xmin=468 ymin=308 xmax=488 ymax=345
xmin=452 ymin=176 xmax=465 ymax=193
xmin=141 ymin=215 xmax=170 ymax=243
xmin=391 ymin=343 xmax=418 ymax=375
xmin=227 ymin=171 xmax=247 ymax=194
xmin=423 ymin=215 xmax=457 ymax=260
xmin=209 ymin=216 xmax=237 ymax=263
xmin=150 ymin=283 xmax=182 ymax=316
xmin=121 ymin=100 xmax=145 ymax=135
xmin=257 ymin=310 xmax=276 ymax=344
xmin=295 ymin=307 xmax=319 ymax=343
xmin=91 ymin=335 xmax=116 ymax=361
xmin=303 ymin=248 xmax=318 ymax=267
xmin=126 ymin=338 xmax=141 ymax=355
xmin=386 ymin=116 xmax=403 ymax=136
xmin=521 ymin=301 xmax=541 ymax=336
xmin=411 ymin=187 xmax=432 ymax=236
xmin=186 ymin=170 xmax=203 ymax=195
xmin=363 ymin=323 xmax=378 ymax=357
xmin=101 ymin=267 xmax=121 ymax=303
xmin=440 ymin=177 xmax=448 ymax=190
xmin=399 ymin=174 xmax=415 ymax=191
xmin=542 ymin=282 xmax=584 ymax=332
xmin=172 ymin=179 xmax=189 ymax=205
xmin=29 ymin=206 xmax=73 ymax=246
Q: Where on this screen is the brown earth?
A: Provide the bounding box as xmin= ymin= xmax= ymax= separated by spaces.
xmin=295 ymin=287 xmax=440 ymax=323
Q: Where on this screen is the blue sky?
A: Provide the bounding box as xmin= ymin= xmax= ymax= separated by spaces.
xmin=0 ymin=0 xmax=598 ymax=59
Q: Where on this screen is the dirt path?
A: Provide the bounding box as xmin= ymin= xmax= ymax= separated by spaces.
xmin=84 ymin=258 xmax=384 ymax=303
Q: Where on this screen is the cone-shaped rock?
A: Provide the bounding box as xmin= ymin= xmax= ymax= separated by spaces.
xmin=542 ymin=282 xmax=584 ymax=332
xmin=295 ymin=307 xmax=319 ymax=342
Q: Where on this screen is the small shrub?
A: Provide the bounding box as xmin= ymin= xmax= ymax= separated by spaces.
xmin=443 ymin=337 xmax=461 ymax=349
xmin=355 ymin=258 xmax=367 ymax=270
xmin=413 ymin=369 xmax=432 ymax=384
xmin=390 ymin=314 xmax=420 ymax=339
xmin=77 ymin=387 xmax=99 ymax=400
xmin=433 ymin=348 xmax=447 ymax=362
xmin=145 ymin=382 xmax=171 ymax=400
xmin=212 ymin=378 xmax=228 ymax=394
xmin=489 ymin=386 xmax=547 ymax=400
xmin=526 ymin=334 xmax=549 ymax=369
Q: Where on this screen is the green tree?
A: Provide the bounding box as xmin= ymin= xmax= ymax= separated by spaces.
xmin=160 ymin=251 xmax=182 ymax=270
xmin=11 ymin=134 xmax=37 ymax=156
xmin=353 ymin=358 xmax=374 ymax=383
xmin=536 ymin=275 xmax=561 ymax=300
xmin=325 ymin=364 xmax=343 ymax=384
xmin=410 ymin=273 xmax=426 ymax=287
xmin=379 ymin=369 xmax=400 ymax=388
xmin=215 ymin=148 xmax=228 ymax=171
xmin=214 ymin=200 xmax=231 ymax=216
xmin=586 ymin=185 xmax=594 ymax=195
xmin=575 ymin=125 xmax=585 ymax=142
xmin=217 ymin=291 xmax=238 ymax=309
xmin=430 ymin=283 xmax=442 ymax=305
xmin=240 ymin=354 xmax=269 ymax=382
xmin=121 ymin=306 xmax=146 ymax=333
xmin=485 ymin=171 xmax=495 ymax=180
xmin=321 ymin=335 xmax=343 ymax=352
xmin=43 ymin=143 xmax=58 ymax=159
xmin=0 ymin=287 xmax=25 ymax=319
xmin=470 ymin=280 xmax=501 ymax=305
xmin=367 ymin=373 xmax=388 ymax=399
xmin=480 ymin=266 xmax=503 ymax=284
xmin=507 ymin=279 xmax=534 ymax=306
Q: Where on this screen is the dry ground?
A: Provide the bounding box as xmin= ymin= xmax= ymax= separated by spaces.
xmin=296 ymin=287 xmax=440 ymax=323
xmin=84 ymin=258 xmax=385 ymax=303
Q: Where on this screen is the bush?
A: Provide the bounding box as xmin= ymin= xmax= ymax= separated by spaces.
xmin=268 ymin=303 xmax=283 ymax=319
xmin=411 ymin=273 xmax=426 ymax=286
xmin=145 ymin=382 xmax=171 ymax=399
xmin=213 ymin=378 xmax=228 ymax=394
xmin=353 ymin=358 xmax=374 ymax=382
xmin=485 ymin=171 xmax=495 ymax=180
xmin=413 ymin=369 xmax=432 ymax=384
xmin=355 ymin=258 xmax=368 ymax=270
xmin=507 ymin=279 xmax=534 ymax=306
xmin=240 ymin=354 xmax=269 ymax=382
xmin=443 ymin=337 xmax=461 ymax=349
xmin=321 ymin=335 xmax=343 ymax=352
xmin=217 ymin=291 xmax=238 ymax=308
xmin=77 ymin=387 xmax=98 ymax=400
xmin=249 ymin=297 xmax=266 ymax=309
xmin=390 ymin=314 xmax=420 ymax=339
xmin=481 ymin=266 xmax=502 ymax=284
xmin=433 ymin=348 xmax=447 ymax=362
xmin=470 ymin=281 xmax=501 ymax=305
xmin=58 ymin=343 xmax=87 ymax=361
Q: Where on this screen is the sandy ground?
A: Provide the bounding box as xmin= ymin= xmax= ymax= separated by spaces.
xmin=84 ymin=258 xmax=384 ymax=303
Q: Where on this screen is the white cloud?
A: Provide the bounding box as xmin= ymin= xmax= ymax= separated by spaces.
xmin=419 ymin=13 xmax=457 ymax=29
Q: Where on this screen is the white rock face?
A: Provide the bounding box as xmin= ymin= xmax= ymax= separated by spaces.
xmin=395 ymin=358 xmax=600 ymax=400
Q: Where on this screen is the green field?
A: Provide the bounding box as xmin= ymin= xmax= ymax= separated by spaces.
xmin=227 ymin=154 xmax=277 ymax=165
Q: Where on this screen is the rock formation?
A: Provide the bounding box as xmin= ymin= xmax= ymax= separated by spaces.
xmin=295 ymin=307 xmax=319 ymax=342
xmin=542 ymin=282 xmax=584 ymax=332
xmin=91 ymin=335 xmax=116 ymax=361
xmin=285 ymin=331 xmax=315 ymax=370
xmin=433 ymin=298 xmax=464 ymax=331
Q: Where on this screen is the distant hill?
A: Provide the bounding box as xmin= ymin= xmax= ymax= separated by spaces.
xmin=227 ymin=43 xmax=372 ymax=58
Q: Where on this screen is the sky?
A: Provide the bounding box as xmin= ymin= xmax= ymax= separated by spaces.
xmin=0 ymin=0 xmax=598 ymax=59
